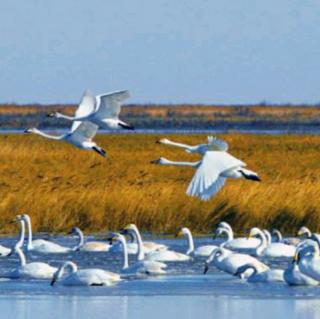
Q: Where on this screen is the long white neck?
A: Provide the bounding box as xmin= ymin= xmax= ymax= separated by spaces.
xmin=273 ymin=230 xmax=282 ymax=242
xmin=159 ymin=158 xmax=200 ymax=167
xmin=25 ymin=216 xmax=33 ymax=250
xmin=255 ymin=230 xmax=267 ymax=256
xmin=118 ymin=235 xmax=129 ymax=269
xmin=15 ymin=220 xmax=25 ymax=249
xmin=160 ymin=139 xmax=192 ymax=150
xmin=31 ymin=129 xmax=63 ymax=140
xmin=184 ymin=228 xmax=195 ymax=255
xmin=132 ymin=227 xmax=145 ymax=261
xmin=219 ymin=228 xmax=233 ymax=247
xmin=55 ymin=112 xmax=88 ymax=122
xmin=263 ymin=230 xmax=272 ymax=245
xmin=73 ymin=228 xmax=85 ymax=251
xmin=16 ymin=247 xmax=27 ymax=266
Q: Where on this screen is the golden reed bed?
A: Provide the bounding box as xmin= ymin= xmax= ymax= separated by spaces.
xmin=0 ymin=133 xmax=319 ymax=235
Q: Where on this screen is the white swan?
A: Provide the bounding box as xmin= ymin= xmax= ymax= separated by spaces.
xmin=284 ymin=259 xmax=318 ymax=286
xmin=295 ymin=241 xmax=320 ymax=281
xmin=22 ymin=214 xmax=76 ymax=254
xmin=48 ymin=90 xmax=134 ymax=130
xmin=152 ymin=137 xmax=260 ymax=200
xmin=216 ymin=222 xmax=260 ymax=252
xmin=5 ymin=219 xmax=58 ymax=280
xmin=51 ymin=261 xmax=120 ymax=286
xmin=71 ymin=227 xmax=111 ymax=252
xmin=234 ymin=264 xmax=284 ymax=283
xmin=24 ymin=119 xmax=106 ymax=158
xmin=249 ymin=227 xmax=296 ymax=258
xmin=177 ymin=227 xmax=218 ymax=257
xmin=204 ymin=247 xmax=269 ymax=276
xmin=111 ymin=233 xmax=167 ymax=276
xmin=157 ymin=136 xmax=229 ymax=155
xmin=122 ymin=224 xmax=189 ymax=262
xmin=110 ymin=224 xmax=168 ymax=254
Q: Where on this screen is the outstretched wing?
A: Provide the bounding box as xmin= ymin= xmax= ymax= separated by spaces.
xmin=95 ymin=90 xmax=130 ymax=119
xmin=72 ymin=90 xmax=96 ymax=131
xmin=186 ymin=151 xmax=245 ymax=200
xmin=207 ymin=136 xmax=229 ymax=152
xmin=71 ymin=121 xmax=98 ymax=141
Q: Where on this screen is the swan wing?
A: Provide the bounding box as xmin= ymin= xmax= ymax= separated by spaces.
xmin=95 ymin=90 xmax=130 ymax=119
xmin=71 ymin=121 xmax=98 ymax=140
xmin=71 ymin=90 xmax=96 ymax=131
xmin=187 ymin=151 xmax=245 ymax=199
xmin=207 ymin=136 xmax=229 ymax=151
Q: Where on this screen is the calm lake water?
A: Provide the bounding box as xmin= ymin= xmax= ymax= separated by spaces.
xmin=0 ymin=235 xmax=319 ymax=319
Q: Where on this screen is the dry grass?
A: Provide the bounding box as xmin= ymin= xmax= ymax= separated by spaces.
xmin=0 ymin=133 xmax=319 ymax=236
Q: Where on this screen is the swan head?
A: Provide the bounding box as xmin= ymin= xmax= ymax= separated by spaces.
xmin=234 ymin=264 xmax=256 ymax=278
xmin=217 ymin=222 xmax=232 ymax=231
xmin=297 ymin=226 xmax=312 ymax=238
xmin=69 ymin=227 xmax=81 ymax=235
xmin=156 ymin=138 xmax=170 ymax=144
xmin=176 ymin=227 xmax=191 ymax=237
xmin=24 ymin=128 xmax=36 ymax=134
xmin=248 ymin=227 xmax=263 ymax=239
xmin=150 ymin=157 xmax=170 ymax=165
xmin=51 ymin=261 xmax=78 ymax=286
xmin=215 ymin=227 xmax=228 ymax=238
xmin=46 ymin=111 xmax=59 ymax=118
xmin=239 ymin=169 xmax=261 ymax=182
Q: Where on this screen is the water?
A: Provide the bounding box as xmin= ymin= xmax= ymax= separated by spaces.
xmin=0 ymin=235 xmax=320 ymax=319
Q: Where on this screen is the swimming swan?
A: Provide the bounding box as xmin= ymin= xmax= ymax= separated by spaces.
xmin=48 ymin=90 xmax=134 ymax=130
xmin=51 ymin=261 xmax=120 ymax=286
xmin=204 ymin=247 xmax=269 ymax=276
xmin=122 ymin=224 xmax=189 ymax=262
xmin=177 ymin=227 xmax=218 ymax=257
xmin=110 ymin=224 xmax=168 ymax=255
xmin=111 ymin=233 xmax=167 ymax=276
xmin=22 ymin=214 xmax=78 ymax=254
xmin=24 ymin=119 xmax=106 ymax=157
xmin=248 ymin=227 xmax=295 ymax=258
xmin=284 ymin=258 xmax=319 ymax=286
xmin=71 ymin=227 xmax=111 ymax=252
xmin=152 ymin=137 xmax=260 ymax=200
xmin=216 ymin=222 xmax=260 ymax=252
xmin=234 ymin=263 xmax=284 ymax=283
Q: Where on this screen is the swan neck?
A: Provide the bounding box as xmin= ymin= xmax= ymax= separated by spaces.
xmin=32 ymin=129 xmax=63 ymax=140
xmin=120 ymin=236 xmax=129 ymax=269
xmin=15 ymin=220 xmax=25 ymax=249
xmin=16 ymin=248 xmax=26 ymax=266
xmin=73 ymin=229 xmax=85 ymax=250
xmin=133 ymin=228 xmax=145 ymax=261
xmin=162 ymin=159 xmax=199 ymax=167
xmin=256 ymin=231 xmax=267 ymax=255
xmin=25 ymin=217 xmax=33 ymax=250
xmin=162 ymin=140 xmax=191 ymax=150
xmin=185 ymin=229 xmax=194 ymax=255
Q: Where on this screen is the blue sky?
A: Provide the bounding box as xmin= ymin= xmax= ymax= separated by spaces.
xmin=1 ymin=0 xmax=320 ymax=104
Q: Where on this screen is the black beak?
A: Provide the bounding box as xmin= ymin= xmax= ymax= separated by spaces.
xmin=24 ymin=128 xmax=31 ymax=134
xmin=46 ymin=113 xmax=55 ymax=118
xmin=203 ymin=263 xmax=209 ymax=274
xmin=150 ymin=159 xmax=159 ymax=164
xmin=50 ymin=279 xmax=56 ymax=286
xmin=118 ymin=123 xmax=134 ymax=130
xmin=92 ymin=147 xmax=107 ymax=158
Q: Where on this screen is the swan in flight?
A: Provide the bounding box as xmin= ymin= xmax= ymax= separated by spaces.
xmin=177 ymin=227 xmax=218 ymax=257
xmin=234 ymin=264 xmax=284 ymax=283
xmin=71 ymin=227 xmax=111 ymax=252
xmin=24 ymin=120 xmax=106 ymax=158
xmin=48 ymin=90 xmax=134 ymax=130
xmin=152 ymin=137 xmax=261 ymax=200
xmin=110 ymin=224 xmax=168 ymax=254
xmin=111 ymin=233 xmax=167 ymax=276
xmin=216 ymin=222 xmax=260 ymax=252
xmin=121 ymin=224 xmax=189 ymax=262
xmin=21 ymin=214 xmax=77 ymax=254
xmin=248 ymin=228 xmax=295 ymax=258
xmin=284 ymin=258 xmax=318 ymax=286
xmin=51 ymin=261 xmax=121 ymax=286
xmin=157 ymin=136 xmax=229 ymax=155
xmin=204 ymin=247 xmax=269 ymax=276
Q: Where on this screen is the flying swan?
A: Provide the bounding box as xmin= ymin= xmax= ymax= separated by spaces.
xmin=24 ymin=119 xmax=106 ymax=158
xmin=152 ymin=137 xmax=261 ymax=200
xmin=48 ymin=90 xmax=134 ymax=130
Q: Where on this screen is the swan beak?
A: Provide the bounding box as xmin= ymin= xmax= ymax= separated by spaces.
xmin=247 ymin=233 xmax=253 ymax=239
xmin=50 ymin=278 xmax=56 ymax=286
xmin=24 ymin=128 xmax=31 ymax=134
xmin=203 ymin=263 xmax=209 ymax=274
xmin=293 ymin=253 xmax=299 ymax=263
xmin=150 ymin=159 xmax=160 ymax=164
xmin=46 ymin=113 xmax=55 ymax=118
xmin=175 ymin=231 xmax=183 ymax=238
